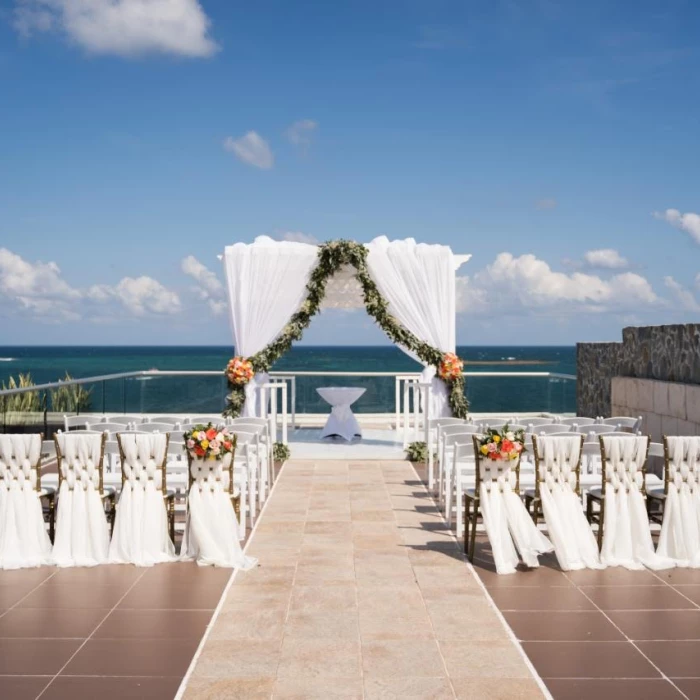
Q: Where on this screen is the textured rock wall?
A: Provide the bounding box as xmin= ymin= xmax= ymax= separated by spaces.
xmin=577 ymin=324 xmax=700 ymax=417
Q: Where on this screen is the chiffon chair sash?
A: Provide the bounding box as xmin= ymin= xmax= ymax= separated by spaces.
xmin=536 ymin=436 xmax=604 ymax=571
xmin=0 ymin=434 xmax=52 ymax=570
xmin=52 ymin=433 xmax=110 ymax=567
xmin=600 ymin=436 xmax=674 ymax=571
xmin=479 ymin=458 xmax=553 ymax=575
xmin=657 ymin=436 xmax=700 ymax=568
xmin=181 ymin=454 xmax=257 ymax=569
xmin=109 ymin=433 xmax=177 ymax=567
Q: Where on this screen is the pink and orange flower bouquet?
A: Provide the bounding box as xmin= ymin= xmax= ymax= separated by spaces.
xmin=478 ymin=425 xmax=526 ymax=462
xmin=184 ymin=423 xmax=236 ymax=460
xmin=438 ymin=352 xmax=464 ymax=382
xmin=226 ymin=356 xmax=254 ymax=386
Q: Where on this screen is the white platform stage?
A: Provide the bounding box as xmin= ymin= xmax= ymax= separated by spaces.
xmin=286 ymin=427 xmax=406 ymax=460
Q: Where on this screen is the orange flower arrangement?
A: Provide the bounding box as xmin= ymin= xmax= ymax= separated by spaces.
xmin=184 ymin=423 xmax=235 ymax=460
xmin=438 ymin=352 xmax=464 ymax=382
xmin=226 ymin=356 xmax=254 ymax=385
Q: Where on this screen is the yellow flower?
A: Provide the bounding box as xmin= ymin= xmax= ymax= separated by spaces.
xmin=201 ymin=439 xmax=209 ymax=449
xmin=493 ymin=435 xmax=501 ymax=443
xmin=480 ymin=445 xmax=489 ymax=455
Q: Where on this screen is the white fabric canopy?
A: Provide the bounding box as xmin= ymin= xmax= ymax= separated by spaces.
xmin=222 ymin=236 xmax=319 ymax=416
xmin=366 ymin=236 xmax=458 ymax=417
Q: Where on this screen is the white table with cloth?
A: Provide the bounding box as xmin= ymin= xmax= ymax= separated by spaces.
xmin=316 ymin=387 xmax=366 ymax=442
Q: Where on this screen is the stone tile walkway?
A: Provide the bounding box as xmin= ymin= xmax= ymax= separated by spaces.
xmin=181 ymin=461 xmax=546 ymax=699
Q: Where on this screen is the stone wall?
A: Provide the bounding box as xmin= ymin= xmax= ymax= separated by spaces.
xmin=611 ymin=377 xmax=700 ymax=442
xmin=577 ymin=324 xmax=700 ymax=418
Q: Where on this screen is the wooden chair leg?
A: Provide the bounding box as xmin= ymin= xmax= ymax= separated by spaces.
xmin=48 ymin=494 xmax=56 ymax=543
xmin=468 ymin=500 xmax=479 ymax=563
xmin=169 ymin=497 xmax=176 ymax=544
xmin=463 ymin=499 xmax=470 ymax=555
xmin=596 ymin=498 xmax=605 ymax=551
xmin=586 ymin=494 xmax=593 ymax=524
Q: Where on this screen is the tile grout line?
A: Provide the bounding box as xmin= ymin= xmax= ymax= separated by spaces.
xmin=34 ymin=567 xmax=149 ymax=700
xmin=173 ymin=458 xmax=291 ymax=700
xmin=407 ymin=460 xmax=555 ymax=700
xmin=0 ymin=568 xmax=59 ymax=621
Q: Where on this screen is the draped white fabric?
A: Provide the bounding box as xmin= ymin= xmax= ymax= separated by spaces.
xmin=109 ymin=434 xmax=177 ymax=567
xmin=366 ymin=237 xmax=456 ymax=417
xmin=317 ymin=387 xmax=365 ymax=441
xmin=536 ymin=436 xmax=604 ymax=571
xmin=0 ymin=435 xmax=52 ymax=570
xmin=478 ymin=459 xmax=554 ymax=574
xmin=222 ymin=236 xmax=319 ymax=417
xmin=600 ymin=436 xmax=674 ymax=571
xmin=182 ymin=454 xmax=257 ymax=569
xmin=657 ymin=436 xmax=700 ymax=567
xmin=52 ymin=434 xmax=110 ymax=568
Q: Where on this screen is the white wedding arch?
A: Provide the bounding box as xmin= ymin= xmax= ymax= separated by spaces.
xmin=220 ymin=236 xmax=471 ymax=420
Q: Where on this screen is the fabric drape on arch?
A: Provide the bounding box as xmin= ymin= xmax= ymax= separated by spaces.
xmin=222 ymin=236 xmax=319 ymax=417
xmin=366 ymin=236 xmax=456 ymax=418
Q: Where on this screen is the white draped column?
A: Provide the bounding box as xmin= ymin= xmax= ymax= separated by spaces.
xmin=366 ymin=236 xmax=469 ymax=418
xmin=222 ymin=236 xmax=319 ymax=417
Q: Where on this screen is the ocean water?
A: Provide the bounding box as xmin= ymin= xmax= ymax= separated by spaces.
xmin=0 ymin=346 xmax=576 ymax=415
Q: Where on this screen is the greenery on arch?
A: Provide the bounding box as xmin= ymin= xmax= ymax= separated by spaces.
xmin=223 ymin=240 xmax=468 ymax=419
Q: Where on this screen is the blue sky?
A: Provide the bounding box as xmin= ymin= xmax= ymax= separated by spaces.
xmin=0 ymin=0 xmax=699 ymax=346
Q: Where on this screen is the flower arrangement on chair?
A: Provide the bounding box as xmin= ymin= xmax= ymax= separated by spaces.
xmin=438 ymin=352 xmax=464 ymax=382
xmin=184 ymin=423 xmax=236 ymax=460
xmin=478 ymin=425 xmax=526 ymax=461
xmin=225 ymin=357 xmax=254 ymax=386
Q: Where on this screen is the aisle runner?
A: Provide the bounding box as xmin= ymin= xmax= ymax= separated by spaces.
xmin=180 ymin=460 xmax=547 ymax=699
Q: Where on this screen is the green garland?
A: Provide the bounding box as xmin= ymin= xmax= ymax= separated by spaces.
xmin=223 ymin=240 xmax=469 ymax=419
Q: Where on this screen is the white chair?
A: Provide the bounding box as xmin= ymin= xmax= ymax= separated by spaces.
xmin=535 ymin=424 xmax=570 ymax=435
xmin=145 ymin=416 xmax=184 ymax=425
xmin=586 ymin=435 xmax=673 ymax=570
xmin=527 ymin=435 xmax=603 ymax=571
xmin=584 ymin=424 xmax=620 ymax=436
xmin=85 ymin=421 xmax=136 ymax=434
xmin=523 ymin=417 xmax=556 ymax=428
xmin=52 ymin=432 xmax=113 ymax=567
xmin=182 ymin=416 xmax=229 ymax=427
xmin=0 ymin=434 xmax=54 ymax=569
xmin=141 ymin=422 xmax=179 ymax=434
xmin=232 ymin=418 xmax=274 ymax=495
xmin=229 ymin=429 xmax=260 ymax=525
xmin=63 ymin=415 xmax=90 ymax=431
xmin=109 ymin=433 xmax=177 ymax=566
xmin=599 ymin=416 xmax=642 ymax=432
xmin=452 ymin=440 xmax=477 ymax=537
xmin=437 ymin=424 xmax=479 ymax=503
xmin=441 ymin=427 xmax=481 ymax=521
xmin=652 ymin=436 xmax=700 ymax=567
xmin=426 ymin=418 xmax=466 ymax=491
xmin=477 ymin=416 xmax=519 ymax=429
xmin=105 ymin=416 xmax=144 ymax=426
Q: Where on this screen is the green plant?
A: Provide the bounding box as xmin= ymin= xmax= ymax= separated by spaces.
xmin=223 ymin=240 xmax=468 ymax=419
xmin=405 ymin=441 xmax=428 ymax=463
xmin=49 ymin=373 xmax=93 ymax=413
xmin=273 ymin=442 xmax=291 ymax=462
xmin=1 ymin=373 xmax=41 ymax=414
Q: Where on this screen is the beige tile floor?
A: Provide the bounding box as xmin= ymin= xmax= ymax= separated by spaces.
xmin=181 ymin=461 xmax=547 ymax=700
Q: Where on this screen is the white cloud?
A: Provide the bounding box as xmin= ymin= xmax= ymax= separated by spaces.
xmin=457 ymin=252 xmax=658 ymax=316
xmin=223 ymin=131 xmax=274 ymax=170
xmin=664 ymin=276 xmax=700 ymax=312
xmin=276 ymin=231 xmax=319 ymax=245
xmin=583 ymin=248 xmax=629 ymax=269
xmin=14 ymin=0 xmax=218 ymax=58
xmin=654 ymin=208 xmax=700 ymax=244
xmin=113 ymin=276 xmax=181 ymax=315
xmin=286 ymin=119 xmax=318 ymax=151
xmin=181 ymin=255 xmax=226 ymax=315
xmin=0 ymin=247 xmax=81 ymax=320
xmin=535 ymin=198 xmax=557 ymax=210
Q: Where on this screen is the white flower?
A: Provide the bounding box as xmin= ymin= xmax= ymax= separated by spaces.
xmin=505 ymin=432 xmax=515 ymax=441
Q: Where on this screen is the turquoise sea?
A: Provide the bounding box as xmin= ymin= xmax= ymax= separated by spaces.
xmin=0 ymin=346 xmax=576 ymax=415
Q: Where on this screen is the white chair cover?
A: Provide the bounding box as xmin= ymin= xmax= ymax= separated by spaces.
xmin=600 ymin=436 xmax=674 ymax=571
xmin=536 ymin=436 xmax=603 ymax=571
xmin=222 ymin=236 xmax=319 ymax=417
xmin=657 ymin=436 xmax=700 ymax=567
xmin=0 ymin=434 xmax=52 ymax=570
xmin=109 ymin=434 xmax=177 ymax=567
xmin=478 ymin=457 xmax=554 ymax=575
xmin=366 ymin=237 xmax=457 ymax=418
xmin=181 ymin=454 xmax=257 ymax=569
xmin=317 ymin=387 xmax=365 ymax=441
xmin=52 ymin=433 xmax=110 ymax=567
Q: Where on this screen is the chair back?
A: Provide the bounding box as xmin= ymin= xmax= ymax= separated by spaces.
xmin=558 ymin=416 xmax=596 ymax=428
xmin=64 ymin=416 xmax=90 ymax=431
xmin=107 ymin=416 xmax=144 ymax=426
xmin=54 ymin=432 xmax=107 ymax=494
xmin=0 ymin=433 xmax=43 ymax=493
xmin=185 ymin=436 xmax=237 ymax=494
xmin=117 ymin=432 xmax=169 ymax=493
xmin=183 ymin=416 xmax=229 ymax=428
xmin=585 ymin=424 xmax=620 ymax=435
xmin=145 ymin=416 xmax=183 ymax=425
xmin=87 ymin=422 xmax=136 ymax=433
xmin=601 ymin=416 xmax=642 ymax=431
xmin=141 ymin=422 xmax=177 ymax=433
xmin=442 ymin=426 xmax=481 ymax=448
xmin=532 ymin=434 xmax=585 ymax=497
xmin=663 ymin=436 xmax=700 ymax=496
xmin=524 ymin=417 xmax=556 ymax=428
xmin=599 ymin=434 xmax=650 ymax=495
xmin=477 ymin=417 xmax=519 ymax=429
xmin=536 ymin=424 xmax=570 ymax=435
xmin=471 ymin=434 xmax=522 ymax=495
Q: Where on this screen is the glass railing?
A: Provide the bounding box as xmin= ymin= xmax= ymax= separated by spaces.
xmin=0 ymin=369 xmax=576 ymax=434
